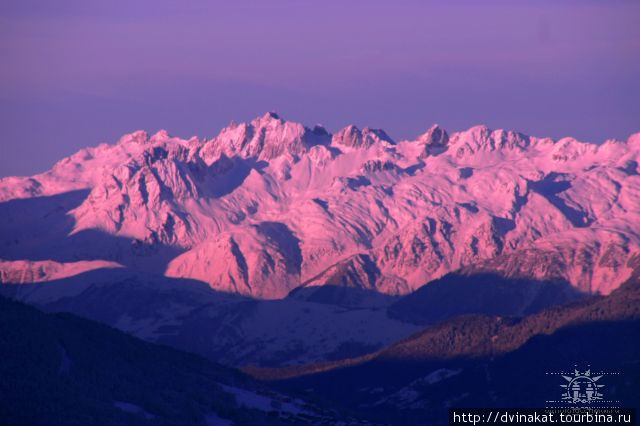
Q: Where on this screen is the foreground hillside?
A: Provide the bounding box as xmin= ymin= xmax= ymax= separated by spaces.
xmin=0 ymin=297 xmax=343 ymax=425
xmin=246 ymin=269 xmax=640 ymax=424
xmin=2 ymin=273 xmax=638 ymax=424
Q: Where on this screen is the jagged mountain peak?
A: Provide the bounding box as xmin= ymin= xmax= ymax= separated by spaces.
xmin=332 ymin=124 xmax=395 ymax=148
xmin=447 ymin=125 xmax=533 ymax=155
xmin=1 ymin=115 xmax=639 ymax=300
xmin=311 ymin=124 xmax=330 ymax=137
xmin=149 ymin=129 xmax=172 ymax=144
xmin=249 ymin=111 xmax=287 ymax=127
xmin=417 ymin=124 xmax=448 ymax=144
xmin=416 ymin=124 xmax=449 ymax=158
xmin=263 ymin=110 xmax=281 ymax=120
xmin=118 ymin=129 xmax=150 ymax=145
xmin=200 ymin=112 xmax=331 ymax=162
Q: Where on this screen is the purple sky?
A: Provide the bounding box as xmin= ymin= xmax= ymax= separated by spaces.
xmin=1 ymin=0 xmax=639 ymax=177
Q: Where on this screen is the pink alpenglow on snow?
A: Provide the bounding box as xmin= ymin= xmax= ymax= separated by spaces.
xmin=1 ymin=113 xmax=639 ymax=299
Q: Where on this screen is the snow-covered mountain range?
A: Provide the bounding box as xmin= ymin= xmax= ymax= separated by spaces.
xmin=2 ymin=112 xmax=639 ymax=297
xmin=1 ymin=113 xmax=639 ymax=367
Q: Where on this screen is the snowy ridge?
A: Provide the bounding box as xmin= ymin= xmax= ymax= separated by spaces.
xmin=1 ymin=113 xmax=639 ymax=297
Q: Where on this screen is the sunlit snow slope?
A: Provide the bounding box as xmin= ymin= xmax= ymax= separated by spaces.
xmin=2 ymin=112 xmax=639 ymax=297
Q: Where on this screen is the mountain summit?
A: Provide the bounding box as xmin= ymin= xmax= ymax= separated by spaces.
xmin=1 ymin=114 xmax=639 ymax=298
